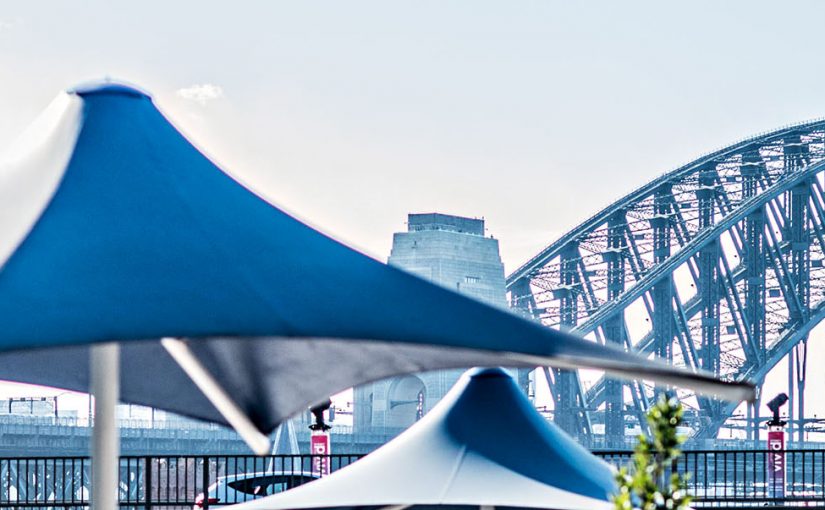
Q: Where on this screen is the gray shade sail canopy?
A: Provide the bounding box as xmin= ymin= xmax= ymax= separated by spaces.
xmin=237 ymin=368 xmax=616 ymax=510
xmin=0 ymin=81 xmax=754 ymax=435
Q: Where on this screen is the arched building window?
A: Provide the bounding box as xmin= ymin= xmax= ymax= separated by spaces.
xmin=387 ymin=375 xmax=426 ymax=428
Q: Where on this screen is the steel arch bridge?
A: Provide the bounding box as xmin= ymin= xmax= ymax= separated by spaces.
xmin=506 ymin=118 xmax=825 ymax=446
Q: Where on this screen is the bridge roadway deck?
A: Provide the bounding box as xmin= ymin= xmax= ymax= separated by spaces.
xmin=0 ymin=417 xmax=399 ymax=456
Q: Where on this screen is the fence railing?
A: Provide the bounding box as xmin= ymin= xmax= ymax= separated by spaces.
xmin=0 ymin=454 xmax=361 ymax=509
xmin=0 ymin=450 xmax=823 ymax=508
xmin=598 ymin=449 xmax=825 ymax=507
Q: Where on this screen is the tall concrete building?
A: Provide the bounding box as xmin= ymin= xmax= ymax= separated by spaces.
xmin=353 ymin=213 xmax=511 ymax=432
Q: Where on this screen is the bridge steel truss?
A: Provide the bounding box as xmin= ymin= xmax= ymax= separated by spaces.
xmin=507 ymin=119 xmax=825 ymax=446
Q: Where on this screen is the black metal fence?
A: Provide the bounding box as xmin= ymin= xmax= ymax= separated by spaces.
xmin=0 ymin=454 xmax=361 ymax=509
xmin=1 ymin=450 xmax=825 ymax=508
xmin=598 ymin=449 xmax=825 ymax=508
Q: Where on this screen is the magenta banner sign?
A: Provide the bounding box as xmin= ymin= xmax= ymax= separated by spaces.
xmin=311 ymin=432 xmax=331 ymax=476
xmin=767 ymin=427 xmax=785 ymax=498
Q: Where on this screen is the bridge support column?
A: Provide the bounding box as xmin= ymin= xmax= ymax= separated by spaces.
xmin=651 ymin=186 xmax=674 ymax=399
xmin=788 ymin=173 xmax=811 ymax=442
xmin=779 ymin=132 xmax=809 ymax=442
xmin=697 ymin=168 xmax=720 ymax=381
xmin=510 ymin=279 xmax=541 ymax=396
xmin=554 ymin=244 xmax=581 ymax=437
xmin=742 ymin=151 xmax=767 ymax=352
xmin=603 ymin=211 xmax=627 ymax=447
xmin=746 ymin=393 xmax=762 ymax=444
xmin=742 ymin=150 xmax=766 ymax=442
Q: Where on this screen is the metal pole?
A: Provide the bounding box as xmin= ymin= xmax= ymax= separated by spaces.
xmin=91 ymin=342 xmax=120 ymax=510
xmin=144 ymin=456 xmax=152 ymax=510
xmin=796 ymin=341 xmax=808 ymax=443
xmin=202 ymin=456 xmax=210 ymax=510
xmin=788 ymin=349 xmax=795 ymax=443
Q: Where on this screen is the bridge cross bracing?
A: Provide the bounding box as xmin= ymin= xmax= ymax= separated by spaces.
xmin=506 ymin=119 xmax=825 ymax=445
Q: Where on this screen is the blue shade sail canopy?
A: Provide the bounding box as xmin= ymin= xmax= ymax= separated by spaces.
xmin=0 ymin=81 xmax=754 ymax=434
xmin=238 ymin=368 xmax=616 ymax=510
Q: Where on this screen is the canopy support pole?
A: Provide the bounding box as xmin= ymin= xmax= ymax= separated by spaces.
xmin=90 ymin=342 xmax=120 ymax=510
xmin=161 ymin=337 xmax=271 ymax=455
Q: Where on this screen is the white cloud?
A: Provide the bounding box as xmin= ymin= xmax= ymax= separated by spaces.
xmin=176 ymin=83 xmax=224 ymax=105
xmin=0 ymin=18 xmax=20 ymax=32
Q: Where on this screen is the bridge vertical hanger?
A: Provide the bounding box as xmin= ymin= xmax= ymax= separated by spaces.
xmin=508 ymin=279 xmax=541 ymax=396
xmin=785 ymin=133 xmax=811 ymax=442
xmin=554 ymin=243 xmax=590 ymax=440
xmin=742 ymin=148 xmax=767 ymax=441
xmin=697 ymin=164 xmax=721 ymax=379
xmin=651 ymin=185 xmax=675 ymax=399
xmin=603 ymin=211 xmax=627 ymax=448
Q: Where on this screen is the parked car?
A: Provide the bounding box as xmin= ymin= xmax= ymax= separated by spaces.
xmin=194 ymin=471 xmax=319 ymax=508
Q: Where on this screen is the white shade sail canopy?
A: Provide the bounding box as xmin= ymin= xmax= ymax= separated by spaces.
xmin=0 ymin=80 xmax=753 ymax=439
xmin=238 ymin=368 xmax=617 ymax=510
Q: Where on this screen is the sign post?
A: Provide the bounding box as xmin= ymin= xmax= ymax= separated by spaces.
xmin=767 ymin=426 xmax=785 ymax=499
xmin=765 ymin=393 xmax=789 ymax=501
xmin=308 ymin=399 xmax=333 ymax=477
xmin=310 ymin=431 xmax=331 ymax=476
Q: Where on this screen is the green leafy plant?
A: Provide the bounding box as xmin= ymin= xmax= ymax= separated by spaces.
xmin=612 ymin=395 xmax=692 ymax=510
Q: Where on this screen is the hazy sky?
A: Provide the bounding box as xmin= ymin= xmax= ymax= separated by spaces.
xmin=2 ymin=1 xmax=825 ymax=430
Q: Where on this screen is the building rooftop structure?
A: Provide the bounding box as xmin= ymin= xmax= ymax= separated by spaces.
xmin=354 ymin=212 xmax=514 ymax=435
xmin=406 ymin=213 xmax=485 ymax=236
xmin=387 ymin=213 xmax=506 ymax=307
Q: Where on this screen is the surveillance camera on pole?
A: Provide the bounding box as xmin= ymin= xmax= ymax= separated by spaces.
xmin=309 ymin=400 xmax=332 ymax=432
xmin=766 ymin=393 xmax=788 ymax=500
xmin=766 ymin=393 xmax=788 ymax=427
